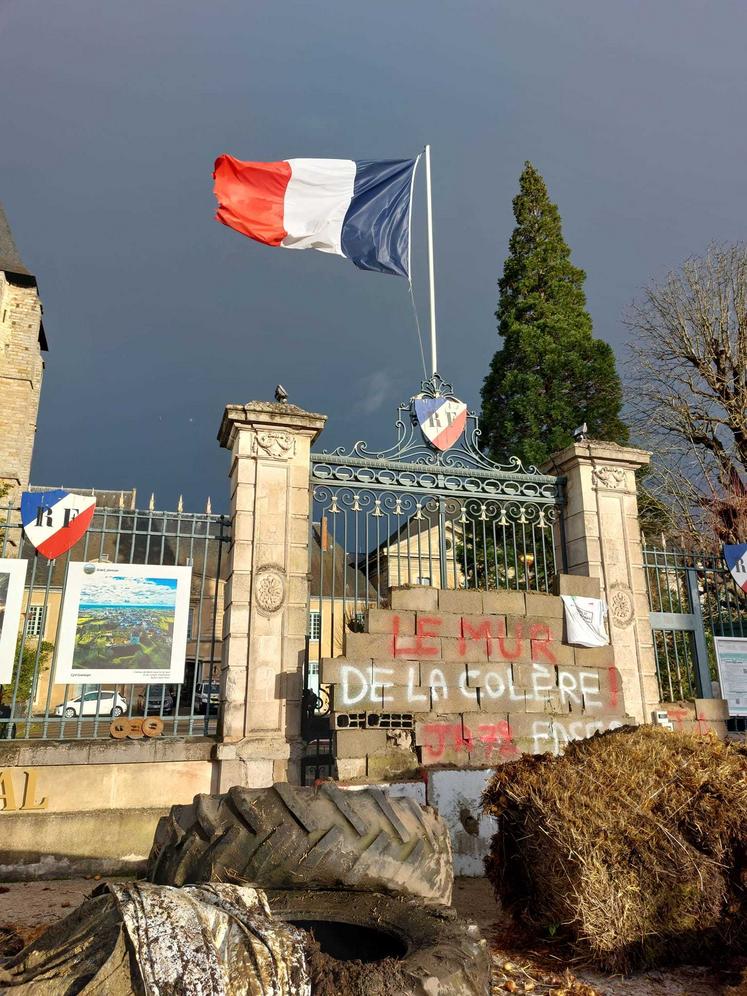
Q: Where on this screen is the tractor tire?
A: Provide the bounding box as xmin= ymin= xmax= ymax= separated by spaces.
xmin=266 ymin=889 xmax=491 ymax=996
xmin=148 ymin=782 xmax=453 ymax=906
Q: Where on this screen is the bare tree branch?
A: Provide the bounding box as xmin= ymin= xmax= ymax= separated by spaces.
xmin=626 ymin=243 xmax=747 ymax=547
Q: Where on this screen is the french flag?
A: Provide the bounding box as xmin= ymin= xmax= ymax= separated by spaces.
xmin=213 ymin=155 xmax=418 ymax=277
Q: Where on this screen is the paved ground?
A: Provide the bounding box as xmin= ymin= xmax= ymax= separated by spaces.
xmin=0 ymin=876 xmax=742 ymax=994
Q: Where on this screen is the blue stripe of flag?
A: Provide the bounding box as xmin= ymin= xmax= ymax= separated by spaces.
xmin=340 ymin=159 xmax=417 ymax=277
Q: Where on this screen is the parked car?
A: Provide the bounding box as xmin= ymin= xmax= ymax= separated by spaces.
xmin=137 ymin=686 xmax=174 ymax=716
xmin=195 ymin=682 xmax=219 ymax=714
xmin=54 ymin=691 xmax=128 ymax=719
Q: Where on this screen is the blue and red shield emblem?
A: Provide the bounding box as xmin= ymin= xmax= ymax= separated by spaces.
xmin=413 ymin=395 xmax=468 ymax=451
xmin=724 ymin=544 xmax=747 ymax=594
xmin=21 ymin=490 xmax=96 ymax=559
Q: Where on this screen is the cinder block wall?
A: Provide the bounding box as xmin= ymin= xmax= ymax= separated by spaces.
xmin=322 ymin=576 xmax=634 ymax=780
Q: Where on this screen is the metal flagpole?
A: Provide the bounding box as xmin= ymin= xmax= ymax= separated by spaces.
xmin=424 ymin=144 xmax=438 ymax=376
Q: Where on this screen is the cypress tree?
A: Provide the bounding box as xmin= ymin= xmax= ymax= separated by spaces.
xmin=481 ymin=163 xmax=628 ymax=468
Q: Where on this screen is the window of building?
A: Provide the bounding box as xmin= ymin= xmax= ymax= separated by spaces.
xmin=416 ymin=576 xmax=432 ymax=586
xmin=309 ymin=610 xmax=321 ymax=641
xmin=187 ymin=606 xmax=197 ymax=640
xmin=25 ymin=605 xmax=45 ymax=638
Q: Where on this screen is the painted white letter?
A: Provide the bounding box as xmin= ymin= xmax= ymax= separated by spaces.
xmin=558 ymin=670 xmax=580 ymax=706
xmin=407 ymin=666 xmax=428 ymax=704
xmin=426 ymin=667 xmax=449 ymax=703
xmin=483 ymin=669 xmax=505 ymax=699
xmin=373 ymin=666 xmax=395 ymax=705
xmin=341 ymin=665 xmax=368 ymax=707
xmin=459 ymin=670 xmax=478 ymax=700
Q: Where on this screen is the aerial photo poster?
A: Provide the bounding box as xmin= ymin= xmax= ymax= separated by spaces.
xmin=714 ymin=636 xmax=747 ymax=718
xmin=0 ymin=559 xmax=29 ymax=684
xmin=54 ymin=562 xmax=192 ymax=685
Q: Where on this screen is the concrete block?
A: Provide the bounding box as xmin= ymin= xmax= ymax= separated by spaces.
xmin=417 ymin=612 xmax=462 ymax=638
xmin=488 ymin=624 xmax=532 ymax=663
xmin=421 ymin=661 xmax=468 ymax=687
xmin=371 ymin=660 xmax=419 ymax=686
xmin=320 ymin=658 xmax=373 ymax=685
xmin=367 ymin=608 xmax=415 ymax=636
xmin=336 ymin=729 xmax=387 ymax=757
xmin=438 ymin=589 xmax=484 ymax=614
xmin=344 ymin=632 xmax=396 ymax=659
xmin=366 ymin=748 xmax=419 ymax=780
xmin=525 ymin=691 xmax=567 ymax=714
xmin=524 ymin=616 xmax=564 ymax=642
xmin=414 ymin=714 xmax=463 ymax=746
xmin=390 ymin=586 xmax=439 ymax=611
xmin=502 ymin=713 xmax=540 ymax=742
xmin=418 ymin=746 xmax=469 ymax=767
xmin=441 ymin=638 xmax=488 ymax=662
xmin=693 ymin=719 xmax=728 ymax=739
xmin=509 ymin=736 xmax=541 ymax=756
xmin=336 ymin=758 xmax=367 ymax=781
xmin=552 ymin=573 xmax=602 ymax=599
xmin=513 ymin=661 xmax=542 ymax=688
xmin=693 ymin=698 xmax=730 ymax=722
xmin=474 ymin=687 xmax=502 ymax=710
xmin=524 ymin=591 xmax=564 ymax=618
xmin=532 ymin=639 xmax=574 ymax=667
xmin=382 ymin=685 xmax=430 ymax=711
xmin=481 ymin=590 xmax=526 ymax=615
xmin=461 ymin=709 xmax=511 ymax=731
xmin=574 ymin=645 xmax=615 ymax=667
xmin=461 ymin=614 xmax=506 ymax=639
xmin=555 ymin=665 xmax=604 ymax=711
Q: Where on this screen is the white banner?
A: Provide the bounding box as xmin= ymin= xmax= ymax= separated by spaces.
xmin=0 ymin=559 xmax=28 ymax=684
xmin=54 ymin=562 xmax=192 ymax=685
xmin=561 ymin=595 xmax=609 ymax=647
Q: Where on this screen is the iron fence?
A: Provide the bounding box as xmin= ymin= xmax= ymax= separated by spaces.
xmin=0 ymin=502 xmax=229 ymax=741
xmin=644 ymin=545 xmax=747 ymax=702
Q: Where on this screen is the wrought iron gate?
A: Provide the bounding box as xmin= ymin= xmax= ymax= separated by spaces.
xmin=644 ymin=545 xmax=747 ymax=724
xmin=300 ymin=375 xmax=567 ymax=782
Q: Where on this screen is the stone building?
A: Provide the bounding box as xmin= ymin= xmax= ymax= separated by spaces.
xmin=0 ymin=204 xmax=47 ymax=506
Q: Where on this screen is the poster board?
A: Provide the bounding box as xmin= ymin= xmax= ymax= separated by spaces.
xmin=714 ymin=636 xmax=747 ymax=717
xmin=55 ymin=562 xmax=192 ymax=685
xmin=0 ymin=559 xmax=28 ymax=684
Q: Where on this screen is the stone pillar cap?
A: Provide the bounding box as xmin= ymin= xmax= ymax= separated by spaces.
xmin=218 ymin=400 xmax=327 ymax=449
xmin=542 ymin=439 xmax=652 ymax=475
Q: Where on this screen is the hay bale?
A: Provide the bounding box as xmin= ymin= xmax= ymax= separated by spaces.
xmin=482 ymin=726 xmax=747 ymax=973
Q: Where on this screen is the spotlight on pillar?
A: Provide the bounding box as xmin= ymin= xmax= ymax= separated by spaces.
xmin=274 ymin=384 xmax=288 ymax=403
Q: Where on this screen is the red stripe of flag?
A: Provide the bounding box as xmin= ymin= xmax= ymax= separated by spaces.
xmin=36 ymin=505 xmax=97 ymax=560
xmin=213 ymin=155 xmax=291 ymax=246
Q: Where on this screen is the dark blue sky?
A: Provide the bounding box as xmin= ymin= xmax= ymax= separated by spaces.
xmin=2 ymin=1 xmax=746 ymax=511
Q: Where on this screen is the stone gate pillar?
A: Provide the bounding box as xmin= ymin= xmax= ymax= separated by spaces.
xmin=216 ymin=400 xmax=326 ymax=787
xmin=544 ymin=441 xmax=659 ymax=724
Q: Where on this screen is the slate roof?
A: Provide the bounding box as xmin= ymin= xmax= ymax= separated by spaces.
xmin=0 ymin=202 xmax=47 ymax=351
xmin=0 ymin=203 xmax=33 ymax=279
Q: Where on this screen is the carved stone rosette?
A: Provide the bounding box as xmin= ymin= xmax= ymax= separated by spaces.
xmin=253 ymin=431 xmax=295 ymax=460
xmin=592 ymin=465 xmax=626 ymax=490
xmin=254 ymin=564 xmax=286 ymax=614
xmin=608 ymin=583 xmax=635 ymax=628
